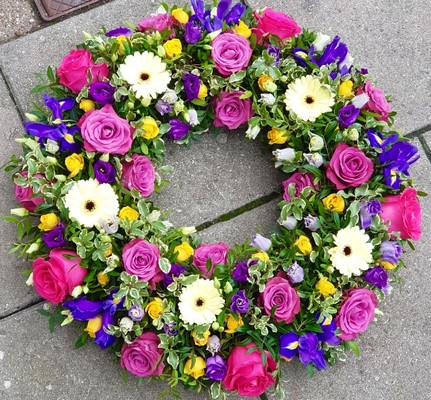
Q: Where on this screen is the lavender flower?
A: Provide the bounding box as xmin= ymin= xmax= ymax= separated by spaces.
xmin=155 ymin=100 xmax=172 ymax=116
xmin=167 ymin=119 xmax=191 ymax=141
xmin=183 ymin=73 xmax=200 ymax=101
xmin=205 ymin=355 xmax=227 ymax=381
xmin=286 ymin=262 xmax=304 ymax=284
xmin=206 ymin=335 xmax=221 ymax=355
xmin=163 ymin=322 xmax=178 ymax=337
xmin=128 ymin=305 xmax=145 ymax=321
xmin=230 ymin=290 xmax=250 ymax=314
xmin=42 ymin=222 xmax=67 ymax=248
xmin=380 ymin=240 xmax=402 ymax=264
xmin=184 ymin=16 xmax=202 ymax=44
xmin=304 ymin=215 xmax=320 ymax=232
xmin=359 ymin=200 xmax=382 ymax=229
xmin=250 ymin=233 xmax=271 ymax=252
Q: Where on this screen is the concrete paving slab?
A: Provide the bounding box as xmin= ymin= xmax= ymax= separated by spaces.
xmin=246 ymin=0 xmax=431 ymax=133
xmin=0 ymin=74 xmax=41 ymax=317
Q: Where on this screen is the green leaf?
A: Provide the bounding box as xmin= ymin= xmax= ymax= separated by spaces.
xmin=167 ymin=351 xmax=179 ymax=369
xmin=345 ymin=340 xmax=361 ymax=356
xmin=159 ymin=257 xmax=171 ymax=274
xmin=74 ymin=332 xmax=89 ymax=349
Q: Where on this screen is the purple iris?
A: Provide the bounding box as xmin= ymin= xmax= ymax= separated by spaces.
xmin=182 ymin=73 xmax=201 ymax=101
xmin=89 ymin=82 xmax=115 ymax=105
xmin=359 ymin=200 xmax=382 ymax=229
xmin=232 ymin=259 xmax=257 ymax=283
xmin=105 ymin=27 xmax=132 ymax=37
xmin=230 ymin=290 xmax=250 ymax=314
xmin=337 ymin=104 xmax=360 ymax=128
xmin=163 ymin=322 xmax=178 ymax=337
xmin=155 ymin=100 xmax=172 ymax=116
xmin=379 ymin=240 xmax=402 ymax=264
xmin=93 ymin=160 xmax=116 ymax=184
xmin=162 ymin=263 xmax=186 ymax=287
xmin=315 ymin=314 xmax=340 ymax=346
xmin=216 ymin=0 xmax=246 ymax=25
xmin=286 ymin=262 xmax=304 ymax=284
xmin=184 ymin=16 xmax=203 ymax=44
xmin=316 ymin=36 xmax=348 ymax=68
xmin=167 ymin=119 xmax=191 ymax=141
xmin=292 ymin=47 xmax=316 ymax=67
xmin=267 ymin=46 xmax=280 ymax=66
xmin=205 ymin=355 xmax=227 ymax=381
xmin=364 ymin=267 xmax=388 ymax=289
xmin=42 ymin=222 xmax=67 ymax=248
xmin=367 ymin=129 xmax=399 ymax=149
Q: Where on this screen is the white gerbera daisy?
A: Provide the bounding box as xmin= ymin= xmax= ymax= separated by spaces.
xmin=178 ymin=278 xmax=225 ymax=325
xmin=64 ymin=179 xmax=119 ymax=228
xmin=328 ymin=226 xmax=373 ymax=278
xmin=118 ymin=51 xmax=171 ymax=99
xmin=283 ymin=75 xmax=335 ymax=122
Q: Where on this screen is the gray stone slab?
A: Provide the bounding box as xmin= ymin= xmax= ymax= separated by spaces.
xmin=248 ymin=0 xmax=431 ymax=133
xmin=0 ymin=74 xmax=40 ymax=317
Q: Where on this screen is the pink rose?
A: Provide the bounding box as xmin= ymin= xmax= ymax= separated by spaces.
xmin=32 ymin=249 xmax=87 ymax=304
xmin=282 ymin=172 xmax=316 ymax=201
xmin=138 ymin=13 xmax=174 ymax=35
xmin=121 ymin=154 xmax=156 ymax=197
xmin=262 ymin=276 xmax=300 ymax=323
xmin=77 ymin=104 xmax=134 ymax=155
xmin=335 ymin=288 xmax=378 ymax=341
xmin=222 ymin=342 xmax=276 ymax=397
xmin=57 ymin=49 xmax=109 ymax=93
xmin=253 ymin=8 xmax=301 ymax=43
xmin=120 ymin=332 xmax=165 ymax=377
xmin=380 ymin=187 xmax=422 ymax=240
xmin=357 ymin=81 xmax=392 ymax=122
xmin=211 ymin=33 xmax=253 ymax=77
xmin=192 ymin=243 xmax=229 ymax=278
xmin=326 ymin=143 xmax=374 ymax=190
xmin=14 ymin=171 xmax=44 ymax=212
xmin=122 ymin=238 xmax=162 ymax=287
xmin=213 ymin=91 xmax=254 ymax=130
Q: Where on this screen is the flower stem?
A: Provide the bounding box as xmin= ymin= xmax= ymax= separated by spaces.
xmin=260 ymin=393 xmax=269 ymax=400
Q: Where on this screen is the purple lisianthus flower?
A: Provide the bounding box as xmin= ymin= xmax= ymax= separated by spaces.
xmin=155 ymin=100 xmax=172 ymax=116
xmin=316 ymin=314 xmax=340 ymax=346
xmin=184 ymin=15 xmax=202 ymax=44
xmin=232 ymin=259 xmax=257 ymax=283
xmin=364 ymin=267 xmax=388 ymax=289
xmin=105 ymin=27 xmax=132 ymax=37
xmin=42 ymin=221 xmax=67 ymax=248
xmin=380 ymin=240 xmax=402 ymax=264
xmin=206 ymin=355 xmax=227 ymax=381
xmin=167 ymin=119 xmax=191 ymax=141
xmin=304 ymin=215 xmax=320 ymax=232
xmin=89 ymin=82 xmax=115 ymax=105
xmin=316 ymin=36 xmax=348 ymax=67
xmin=267 ymin=45 xmax=280 ymax=66
xmin=162 ymin=263 xmax=186 ymax=287
xmin=338 ymin=104 xmax=360 ymax=128
xmin=286 ymin=262 xmax=304 ymax=284
xmin=250 ymin=233 xmax=271 ymax=252
xmin=230 ymin=290 xmax=250 ymax=314
xmin=359 ymin=200 xmax=382 ymax=229
xmin=182 ymin=73 xmax=200 ymax=101
xmin=163 ymin=322 xmax=178 ymax=337
xmin=94 ymin=160 xmax=116 ymax=184
xmin=128 ymin=305 xmax=145 ymax=321
xmin=63 ymin=296 xmax=105 ymax=321
xmin=206 ymin=335 xmax=221 ymax=355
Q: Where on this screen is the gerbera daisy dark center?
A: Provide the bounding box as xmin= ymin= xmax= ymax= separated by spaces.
xmin=195 ymin=298 xmax=205 ymax=308
xmin=140 ymin=73 xmax=150 ymax=81
xmin=305 ymin=96 xmax=315 ymax=104
xmin=343 ymin=246 xmax=352 ymax=256
xmin=85 ymin=200 xmax=96 ymax=212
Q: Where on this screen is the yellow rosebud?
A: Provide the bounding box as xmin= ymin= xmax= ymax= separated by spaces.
xmin=252 ymin=251 xmax=269 ymax=262
xmin=316 ymin=277 xmax=336 ymax=297
xmin=381 ymin=261 xmax=396 ymax=270
xmin=258 ymin=75 xmax=275 ymax=92
xmin=145 ymin=298 xmax=164 ymax=319
xmin=79 ymin=99 xmax=95 ymax=112
xmin=233 ymin=20 xmax=252 ymax=39
xmin=119 ymin=206 xmax=140 ymax=222
xmin=174 ymin=242 xmax=194 ymax=262
xmin=172 ymin=8 xmax=189 ymax=24
xmin=184 ymin=356 xmax=206 ymax=379
xmin=191 ymin=330 xmax=210 ymax=346
xmin=198 ymin=84 xmax=208 ymax=99
xmin=97 ymin=272 xmax=110 ymax=287
xmin=267 ymin=128 xmax=288 ymax=145
xmin=294 ymin=235 xmax=312 ymax=255
xmin=65 ymin=153 xmax=84 ymax=178
xmin=116 ymin=35 xmax=129 ymax=54
xmin=85 ymin=316 xmax=102 ymax=338
xmin=338 ymin=80 xmax=354 ymax=98
xmin=163 ymin=38 xmax=182 ymax=58
xmin=104 ymin=245 xmax=113 ymax=258
xmin=38 ymin=213 xmax=59 ymax=231
xmin=322 ymin=194 xmax=345 ymax=213
xmin=141 ymin=116 xmax=159 ymax=140
xmin=225 ymin=314 xmax=244 ymax=334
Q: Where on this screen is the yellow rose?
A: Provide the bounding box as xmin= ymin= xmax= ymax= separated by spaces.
xmin=316 ymin=277 xmax=336 ymax=297
xmin=85 ymin=316 xmax=102 ymax=338
xmin=97 ymin=272 xmax=110 ymax=287
xmin=322 ymin=194 xmax=345 ymax=213
xmin=145 ymin=298 xmax=164 ymax=319
xmin=258 ymin=75 xmax=275 ymax=92
xmin=380 ymin=261 xmax=396 ymax=270
xmin=163 ymin=39 xmax=182 ymax=58
xmin=234 ymin=20 xmax=252 ymax=39
xmin=225 ymin=314 xmax=244 ymax=334
xmin=174 ymin=242 xmax=194 ymax=262
xmin=252 ymin=251 xmax=269 ymax=262
xmin=65 ymin=153 xmax=84 ymax=177
xmin=79 ymin=99 xmax=95 ymax=112
xmin=116 ymin=35 xmax=129 ymax=54
xmin=184 ymin=356 xmax=206 ymax=379
xmin=172 ymin=8 xmax=189 ymax=24
xmin=119 ymin=206 xmax=140 ymax=221
xmin=198 ymin=84 xmax=208 ymax=99
xmin=338 ymin=80 xmax=354 ymax=98
xmin=191 ymin=330 xmax=210 ymax=346
xmin=294 ymin=235 xmax=312 ymax=255
xmin=38 ymin=213 xmax=59 ymax=231
xmin=142 ymin=116 xmax=159 ymax=140
xmin=267 ymin=128 xmax=288 ymax=145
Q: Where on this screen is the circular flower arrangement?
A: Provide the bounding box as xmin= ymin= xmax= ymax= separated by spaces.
xmin=5 ymin=1 xmax=423 ymax=398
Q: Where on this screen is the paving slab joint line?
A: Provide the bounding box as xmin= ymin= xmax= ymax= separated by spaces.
xmin=405 ymin=124 xmax=431 ymax=139
xmin=0 ymin=66 xmax=25 ymax=121
xmin=418 ymin=135 xmax=431 ymax=165
xmin=0 ymin=298 xmax=44 ymax=321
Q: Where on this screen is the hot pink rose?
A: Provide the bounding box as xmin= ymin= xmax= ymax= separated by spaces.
xmin=122 ymin=239 xmax=162 ymax=287
xmin=213 ymin=91 xmax=254 ymax=130
xmin=253 ymin=8 xmax=301 ymax=43
xmin=326 ymin=143 xmax=374 ymax=190
xmin=14 ymin=171 xmax=44 ymax=212
xmin=32 ymin=249 xmax=87 ymax=304
xmin=138 ymin=13 xmax=174 ymax=35
xmin=57 ymin=49 xmax=109 ymax=93
xmin=335 ymin=288 xmax=378 ymax=341
xmin=192 ymin=243 xmax=229 ymax=278
xmin=357 ymin=81 xmax=392 ymax=121
xmin=380 ymin=187 xmax=421 ymax=240
xmin=120 ymin=332 xmax=165 ymax=377
xmin=222 ymin=342 xmax=276 ymax=396
xmin=282 ymin=172 xmax=316 ymax=201
xmin=211 ymin=33 xmax=253 ymax=77
xmin=77 ymin=104 xmax=134 ymax=155
xmin=121 ymin=154 xmax=156 ymax=197
xmin=262 ymin=276 xmax=300 ymax=323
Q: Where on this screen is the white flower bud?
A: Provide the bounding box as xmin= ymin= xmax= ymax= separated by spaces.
xmin=141 ymin=96 xmax=151 ymax=107
xmin=173 ymin=100 xmax=185 ymax=114
xmin=147 ymin=210 xmax=161 ymax=223
xmin=279 ymin=216 xmax=298 ymax=230
xmin=157 ymin=45 xmax=166 ymax=58
xmin=187 ymin=109 xmax=199 ymax=126
xmin=309 ymin=133 xmax=324 ymax=151
xmin=25 ymin=113 xmax=40 ymax=122
xmin=119 ymin=317 xmax=134 ymax=332
xmin=273 ymin=148 xmax=295 ymax=162
xmin=10 ymin=208 xmax=29 ymax=217
xmin=45 ymin=156 xmax=58 ymax=165
xmin=304 ymin=152 xmax=324 ymax=168
xmin=162 ymin=89 xmax=178 ymax=104
xmin=223 ymin=282 xmax=233 ymax=294
xmin=246 ymin=125 xmax=261 ymax=140
xmin=313 ymin=32 xmax=331 ymax=52
xmin=45 ymin=139 xmax=59 ymax=154
xmin=26 ymin=242 xmax=40 ymax=254
xmin=208 ymin=29 xmax=222 ymax=40
xmin=181 ymin=226 xmax=197 ymax=235
xmin=71 ymin=286 xmax=83 ymax=298
xmin=26 ymin=272 xmax=34 ymax=286
xmin=347 ymin=128 xmax=359 ymax=141
xmin=259 ymin=93 xmax=276 ymax=106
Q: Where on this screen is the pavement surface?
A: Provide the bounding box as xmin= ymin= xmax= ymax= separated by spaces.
xmin=0 ymin=1 xmax=430 ymax=399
